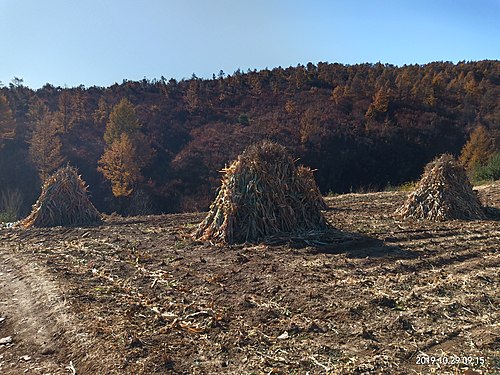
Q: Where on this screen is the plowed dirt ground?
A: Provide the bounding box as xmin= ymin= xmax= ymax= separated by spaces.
xmin=1 ymin=183 xmax=499 ymax=374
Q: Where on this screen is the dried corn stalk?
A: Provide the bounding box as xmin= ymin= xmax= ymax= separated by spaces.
xmin=396 ymin=154 xmax=485 ymax=221
xmin=22 ymin=165 xmax=102 ymax=228
xmin=194 ymin=141 xmax=329 ymax=244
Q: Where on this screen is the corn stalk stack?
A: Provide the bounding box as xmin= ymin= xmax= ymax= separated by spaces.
xmin=22 ymin=165 xmax=102 ymax=228
xmin=194 ymin=141 xmax=329 ymax=244
xmin=296 ymin=165 xmax=328 ymax=210
xmin=395 ymin=154 xmax=486 ymax=221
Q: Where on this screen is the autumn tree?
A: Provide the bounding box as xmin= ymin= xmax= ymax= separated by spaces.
xmin=70 ymin=89 xmax=87 ymax=125
xmin=459 ymin=126 xmax=495 ymax=171
xmin=0 ymin=94 xmax=16 ymax=146
xmin=54 ymin=90 xmax=73 ymax=132
xmin=300 ymin=108 xmax=322 ymax=145
xmin=27 ymin=99 xmax=64 ymax=180
xmin=331 ymin=85 xmax=352 ymax=112
xmin=93 ymin=96 xmax=111 ymax=128
xmin=98 ymin=98 xmax=152 ymax=197
xmin=98 ymin=133 xmax=144 ymax=197
xmin=365 ymin=87 xmax=390 ymax=119
xmin=104 ymin=98 xmax=140 ymax=145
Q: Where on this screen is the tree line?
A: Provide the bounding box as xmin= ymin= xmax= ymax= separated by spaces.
xmin=0 ymin=60 xmax=498 ymax=218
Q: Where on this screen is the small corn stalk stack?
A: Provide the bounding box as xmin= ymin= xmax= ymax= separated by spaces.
xmin=395 ymin=154 xmax=485 ymax=221
xmin=194 ymin=141 xmax=329 ymax=244
xmin=22 ymin=165 xmax=102 ymax=228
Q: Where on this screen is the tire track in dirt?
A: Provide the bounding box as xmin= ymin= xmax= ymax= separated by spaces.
xmin=0 ymin=247 xmax=85 ymax=374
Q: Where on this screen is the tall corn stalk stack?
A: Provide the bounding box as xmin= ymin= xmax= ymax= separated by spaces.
xmin=395 ymin=154 xmax=486 ymax=221
xmin=22 ymin=165 xmax=102 ymax=228
xmin=194 ymin=141 xmax=329 ymax=244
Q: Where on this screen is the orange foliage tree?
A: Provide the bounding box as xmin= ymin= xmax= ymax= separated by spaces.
xmin=459 ymin=126 xmax=495 ymax=171
xmin=98 ymin=133 xmax=144 ymax=197
xmin=27 ymin=98 xmax=64 ymax=180
xmin=98 ymin=99 xmax=152 ymax=197
xmin=104 ymin=98 xmax=140 ymax=145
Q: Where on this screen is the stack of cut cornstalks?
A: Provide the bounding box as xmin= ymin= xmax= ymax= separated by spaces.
xmin=396 ymin=154 xmax=485 ymax=221
xmin=296 ymin=165 xmax=328 ymax=210
xmin=22 ymin=165 xmax=102 ymax=228
xmin=194 ymin=141 xmax=329 ymax=244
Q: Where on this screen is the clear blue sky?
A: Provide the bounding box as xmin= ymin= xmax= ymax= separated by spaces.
xmin=1 ymin=0 xmax=498 ymax=89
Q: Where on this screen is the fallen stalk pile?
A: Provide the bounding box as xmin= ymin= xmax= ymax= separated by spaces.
xmin=22 ymin=165 xmax=102 ymax=228
xmin=396 ymin=154 xmax=486 ymax=221
xmin=194 ymin=141 xmax=329 ymax=244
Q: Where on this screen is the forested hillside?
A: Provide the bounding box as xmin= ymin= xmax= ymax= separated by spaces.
xmin=0 ymin=61 xmax=498 ymax=216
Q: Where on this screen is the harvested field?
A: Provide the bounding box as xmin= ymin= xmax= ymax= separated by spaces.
xmin=0 ymin=182 xmax=499 ymax=374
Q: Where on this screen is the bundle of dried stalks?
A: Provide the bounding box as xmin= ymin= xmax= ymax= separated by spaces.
xmin=22 ymin=166 xmax=102 ymax=228
xmin=194 ymin=141 xmax=329 ymax=244
xmin=396 ymin=154 xmax=485 ymax=221
xmin=296 ymin=165 xmax=328 ymax=210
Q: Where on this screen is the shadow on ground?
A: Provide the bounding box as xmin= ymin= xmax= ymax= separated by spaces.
xmin=264 ymin=228 xmax=418 ymax=259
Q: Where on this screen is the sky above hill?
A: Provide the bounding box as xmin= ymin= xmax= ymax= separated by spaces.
xmin=1 ymin=0 xmax=499 ymax=89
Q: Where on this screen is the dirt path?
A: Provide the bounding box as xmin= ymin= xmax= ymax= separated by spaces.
xmin=0 ymin=248 xmax=78 ymax=374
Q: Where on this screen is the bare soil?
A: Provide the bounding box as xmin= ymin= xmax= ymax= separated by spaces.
xmin=1 ymin=183 xmax=499 ymax=374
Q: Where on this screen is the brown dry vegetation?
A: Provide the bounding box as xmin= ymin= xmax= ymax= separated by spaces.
xmin=0 ymin=182 xmax=499 ymax=374
xmin=2 ymin=61 xmax=499 ymax=215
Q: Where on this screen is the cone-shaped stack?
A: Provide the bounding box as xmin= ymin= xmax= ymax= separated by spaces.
xmin=396 ymin=154 xmax=485 ymax=221
xmin=194 ymin=141 xmax=329 ymax=244
xmin=23 ymin=166 xmax=102 ymax=228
